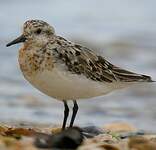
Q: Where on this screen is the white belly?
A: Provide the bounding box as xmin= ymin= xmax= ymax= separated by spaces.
xmin=24 ymin=67 xmax=119 ymax=100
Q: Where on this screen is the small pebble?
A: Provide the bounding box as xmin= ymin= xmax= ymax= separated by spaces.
xmin=81 ymin=126 xmax=104 ymax=138
xmin=119 ymin=130 xmax=145 ymax=139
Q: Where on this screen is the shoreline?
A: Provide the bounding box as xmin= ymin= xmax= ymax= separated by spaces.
xmin=0 ymin=122 xmax=156 ymax=150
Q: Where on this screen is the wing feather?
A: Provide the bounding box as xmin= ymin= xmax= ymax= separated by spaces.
xmin=53 ymin=36 xmax=153 ymax=83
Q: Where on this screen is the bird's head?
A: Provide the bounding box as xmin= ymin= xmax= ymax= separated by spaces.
xmin=6 ymin=19 xmax=55 ymax=47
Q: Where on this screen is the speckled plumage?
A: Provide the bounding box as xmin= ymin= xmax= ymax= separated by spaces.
xmin=52 ymin=36 xmax=152 ymax=83
xmin=15 ymin=20 xmax=154 ymax=99
xmin=19 ymin=32 xmax=152 ymax=84
xmin=7 ymin=19 xmax=154 ymax=129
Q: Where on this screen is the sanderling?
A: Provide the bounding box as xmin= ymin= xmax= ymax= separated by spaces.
xmin=6 ymin=20 xmax=154 ymax=130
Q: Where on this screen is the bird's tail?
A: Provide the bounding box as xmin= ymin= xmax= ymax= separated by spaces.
xmin=139 ymin=75 xmax=155 ymax=82
xmin=111 ymin=66 xmax=154 ymax=83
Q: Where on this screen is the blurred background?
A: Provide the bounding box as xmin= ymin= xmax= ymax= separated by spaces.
xmin=0 ymin=0 xmax=156 ymax=130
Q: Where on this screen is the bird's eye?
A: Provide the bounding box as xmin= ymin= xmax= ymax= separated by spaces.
xmin=36 ymin=28 xmax=42 ymax=34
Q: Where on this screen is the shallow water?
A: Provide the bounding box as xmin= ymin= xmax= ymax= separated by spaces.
xmin=0 ymin=0 xmax=156 ymax=130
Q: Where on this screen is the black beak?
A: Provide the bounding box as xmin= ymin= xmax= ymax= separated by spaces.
xmin=6 ymin=34 xmax=26 ymax=47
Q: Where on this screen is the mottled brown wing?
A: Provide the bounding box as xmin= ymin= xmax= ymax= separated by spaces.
xmin=108 ymin=64 xmax=153 ymax=82
xmin=54 ymin=36 xmax=153 ymax=83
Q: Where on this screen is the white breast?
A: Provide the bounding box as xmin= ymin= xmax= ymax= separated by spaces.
xmin=24 ymin=66 xmax=120 ymax=100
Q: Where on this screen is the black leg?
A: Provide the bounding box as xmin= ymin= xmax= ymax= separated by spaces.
xmin=70 ymin=100 xmax=78 ymax=127
xmin=62 ymin=101 xmax=69 ymax=130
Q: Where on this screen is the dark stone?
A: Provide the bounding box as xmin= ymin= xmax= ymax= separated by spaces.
xmin=51 ymin=127 xmax=83 ymax=149
xmin=34 ymin=133 xmax=54 ymax=148
xmin=34 ymin=127 xmax=84 ymax=149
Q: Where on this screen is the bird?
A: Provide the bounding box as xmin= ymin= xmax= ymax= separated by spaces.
xmin=6 ymin=20 xmax=154 ymax=130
